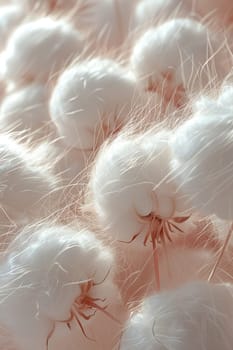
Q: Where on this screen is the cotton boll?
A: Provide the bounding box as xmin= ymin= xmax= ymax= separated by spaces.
xmin=3 ymin=18 xmax=83 ymax=85
xmin=131 ymin=19 xmax=226 ymax=107
xmin=49 ymin=283 xmax=126 ymax=350
xmin=0 ymin=5 xmax=25 ymax=51
xmin=50 ymin=58 xmax=142 ymax=150
xmin=133 ymin=0 xmax=192 ymax=29
xmin=0 ymin=134 xmax=58 ymax=223
xmin=10 ymin=225 xmax=114 ymax=320
xmin=0 ymin=83 xmax=51 ymax=137
xmin=120 ymin=281 xmax=233 ymax=350
xmin=89 ymin=130 xmax=189 ymax=244
xmin=0 ymin=224 xmax=117 ymax=350
xmin=171 ymin=104 xmax=233 ymax=220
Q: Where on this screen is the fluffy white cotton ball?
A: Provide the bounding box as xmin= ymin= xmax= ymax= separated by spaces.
xmin=0 ymin=224 xmax=115 ymax=350
xmin=0 ymin=83 xmax=50 ymax=136
xmin=3 ymin=17 xmax=83 ymax=84
xmin=120 ymin=281 xmax=233 ymax=350
xmin=0 ymin=134 xmax=58 ymax=222
xmin=50 ymin=58 xmax=142 ymax=150
xmin=0 ymin=5 xmax=25 ymax=50
xmin=131 ymin=18 xmax=226 ymax=105
xmin=133 ymin=0 xmax=192 ymax=29
xmin=89 ymin=130 xmax=188 ymax=243
xmin=171 ymin=97 xmax=233 ymax=220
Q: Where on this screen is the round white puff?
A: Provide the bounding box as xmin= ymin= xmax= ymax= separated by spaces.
xmin=171 ymin=99 xmax=233 ymax=220
xmin=120 ymin=281 xmax=233 ymax=350
xmin=89 ymin=130 xmax=187 ymax=242
xmin=0 ymin=83 xmax=50 ymax=136
xmin=3 ymin=17 xmax=83 ymax=84
xmin=0 ymin=5 xmax=25 ymax=50
xmin=0 ymin=134 xmax=57 ymax=221
xmin=133 ymin=0 xmax=191 ymax=29
xmin=131 ymin=19 xmax=225 ymax=96
xmin=0 ymin=224 xmax=114 ymax=350
xmin=50 ymin=58 xmax=141 ymax=150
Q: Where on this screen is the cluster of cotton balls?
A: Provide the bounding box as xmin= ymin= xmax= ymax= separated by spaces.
xmin=0 ymin=0 xmax=233 ymax=349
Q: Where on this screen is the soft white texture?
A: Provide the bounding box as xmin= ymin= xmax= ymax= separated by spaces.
xmin=120 ymin=281 xmax=233 ymax=350
xmin=0 ymin=83 xmax=50 ymax=135
xmin=0 ymin=5 xmax=25 ymax=50
xmin=50 ymin=58 xmax=141 ymax=150
xmin=171 ymin=97 xmax=233 ymax=220
xmin=89 ymin=130 xmax=187 ymax=242
xmin=133 ymin=0 xmax=191 ymax=28
xmin=131 ymin=18 xmax=225 ymax=98
xmin=0 ymin=224 xmax=114 ymax=350
xmin=0 ymin=134 xmax=57 ymax=221
xmin=3 ymin=17 xmax=83 ymax=84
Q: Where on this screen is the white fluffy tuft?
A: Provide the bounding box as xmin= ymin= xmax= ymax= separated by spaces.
xmin=0 ymin=83 xmax=50 ymax=136
xmin=0 ymin=5 xmax=25 ymax=50
xmin=131 ymin=18 xmax=227 ymax=103
xmin=89 ymin=130 xmax=187 ymax=242
xmin=3 ymin=17 xmax=84 ymax=84
xmin=120 ymin=281 xmax=233 ymax=350
xmin=0 ymin=134 xmax=58 ymax=222
xmin=171 ymin=92 xmax=233 ymax=220
xmin=0 ymin=224 xmax=114 ymax=349
xmin=50 ymin=58 xmax=142 ymax=150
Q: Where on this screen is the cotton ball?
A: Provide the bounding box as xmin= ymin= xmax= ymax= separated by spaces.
xmin=89 ymin=130 xmax=189 ymax=245
xmin=171 ymin=99 xmax=233 ymax=220
xmin=133 ymin=0 xmax=192 ymax=29
xmin=0 ymin=5 xmax=25 ymax=51
xmin=0 ymin=83 xmax=51 ymax=137
xmin=50 ymin=58 xmax=142 ymax=150
xmin=0 ymin=224 xmax=116 ymax=350
xmin=131 ymin=19 xmax=226 ymax=107
xmin=3 ymin=18 xmax=83 ymax=85
xmin=120 ymin=281 xmax=233 ymax=350
xmin=0 ymin=134 xmax=58 ymax=223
